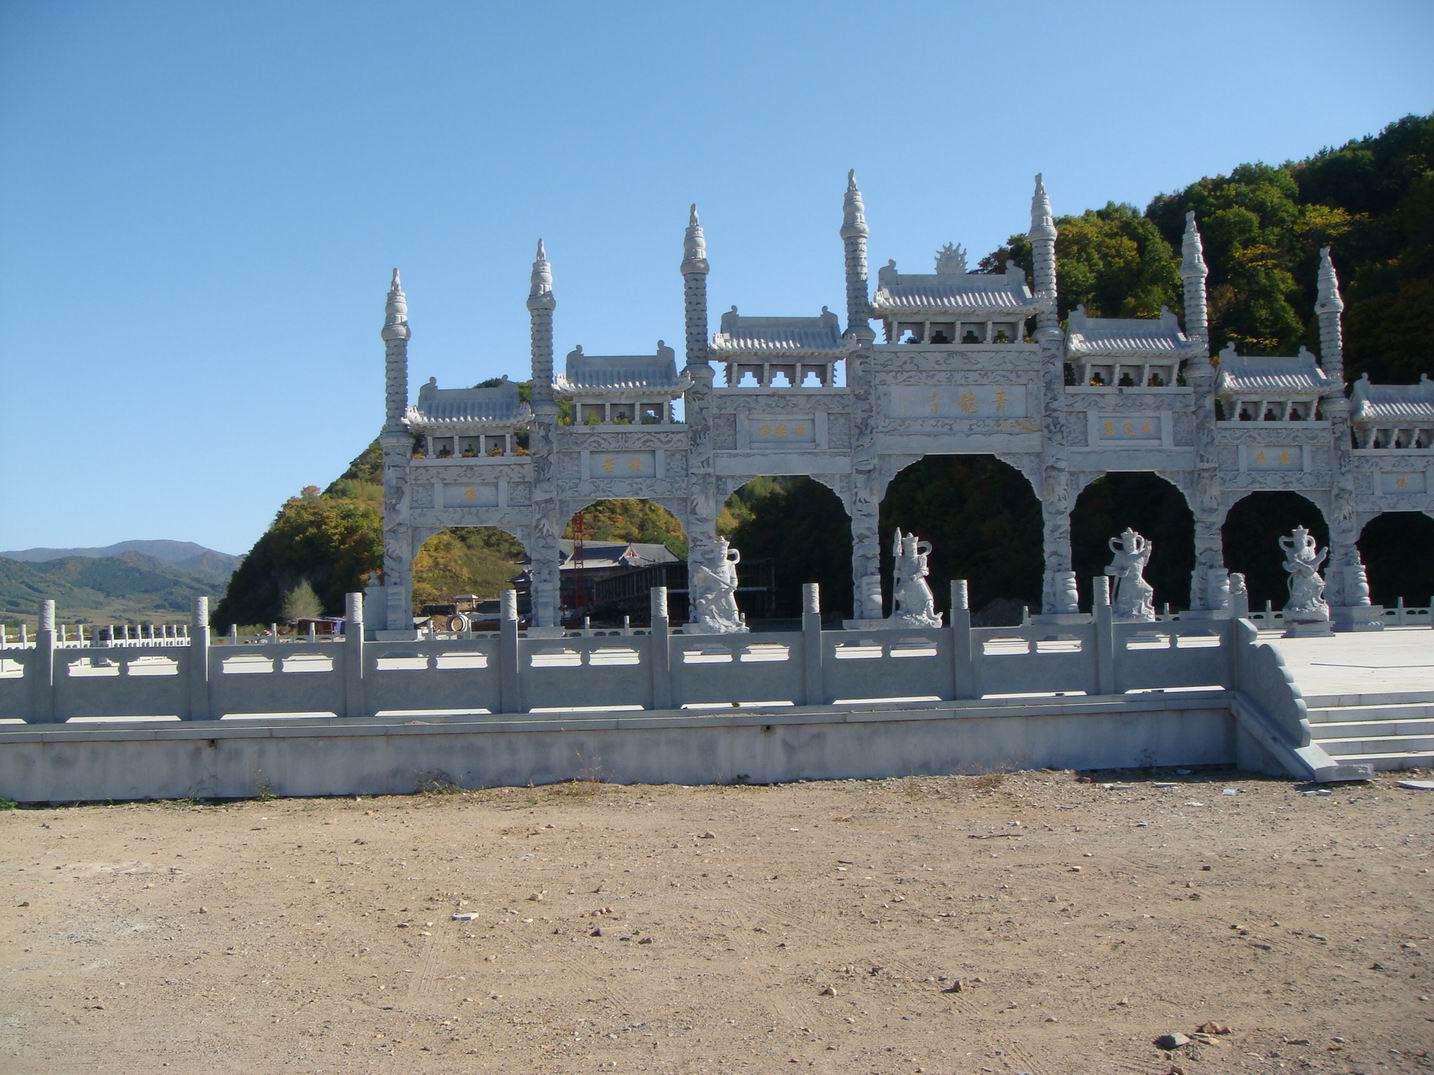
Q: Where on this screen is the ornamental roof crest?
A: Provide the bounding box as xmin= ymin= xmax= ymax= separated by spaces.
xmin=934 ymin=242 xmax=968 ymax=275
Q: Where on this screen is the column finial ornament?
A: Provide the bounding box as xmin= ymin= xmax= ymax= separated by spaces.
xmin=681 ymin=204 xmax=711 ymax=370
xmin=382 ymin=268 xmax=409 ymax=342
xmin=1029 ymin=172 xmax=1056 ymax=240
xmin=1028 ymin=173 xmax=1058 ymax=335
xmin=528 ymin=239 xmax=556 ymax=399
xmin=1315 ymin=246 xmax=1345 ymax=388
xmin=528 ymin=239 xmax=554 ymax=309
xmin=1180 ymin=211 xmax=1209 ymax=348
xmin=381 ymin=267 xmax=410 ymax=433
xmin=681 ymin=204 xmax=709 ymax=274
xmin=841 ymin=169 xmax=868 ymax=239
xmin=841 ymin=170 xmax=874 ymax=342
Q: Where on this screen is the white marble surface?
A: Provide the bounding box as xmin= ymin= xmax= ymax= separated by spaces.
xmin=1265 ymin=628 xmax=1434 ymax=700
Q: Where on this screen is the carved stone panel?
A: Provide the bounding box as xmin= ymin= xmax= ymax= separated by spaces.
xmin=885 ymin=384 xmax=1029 ymax=419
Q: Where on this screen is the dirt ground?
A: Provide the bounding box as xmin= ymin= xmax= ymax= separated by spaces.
xmin=2 ymin=769 xmax=1432 ymax=1075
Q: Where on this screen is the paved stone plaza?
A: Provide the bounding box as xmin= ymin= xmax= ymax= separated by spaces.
xmin=1269 ymin=628 xmax=1434 ymax=699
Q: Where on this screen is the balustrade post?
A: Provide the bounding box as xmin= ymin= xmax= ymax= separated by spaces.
xmin=497 ymin=589 xmax=521 ymax=714
xmin=801 ymin=583 xmax=824 ymax=705
xmin=188 ymin=596 xmax=212 ymax=720
xmin=949 ymin=580 xmax=975 ymax=700
xmin=649 ymin=587 xmax=673 ymax=710
xmin=1229 ymin=573 xmax=1250 ymax=620
xmin=343 ymin=593 xmax=366 ymax=718
xmin=29 ymin=600 xmax=57 ymax=724
xmin=1092 ymin=576 xmax=1116 ymax=695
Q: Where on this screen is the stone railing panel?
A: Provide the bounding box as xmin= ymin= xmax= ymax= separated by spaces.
xmin=1113 ymin=622 xmax=1231 ymax=693
xmin=365 ymin=639 xmax=500 ymax=715
xmin=520 ymin=635 xmax=650 ymax=712
xmin=670 ymin=630 xmax=805 ymax=709
xmin=822 ymin=629 xmax=949 ymax=704
xmin=209 ymin=643 xmax=345 ymax=718
xmin=57 ymin=646 xmax=191 ymax=720
xmin=972 ymin=623 xmax=1097 ymax=697
xmin=0 ymin=648 xmax=30 ymax=718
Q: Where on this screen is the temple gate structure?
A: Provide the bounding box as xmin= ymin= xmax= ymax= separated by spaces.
xmin=371 ymin=174 xmax=1434 ymax=637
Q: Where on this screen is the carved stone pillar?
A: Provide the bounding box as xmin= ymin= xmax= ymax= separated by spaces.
xmin=849 ymin=477 xmax=883 ymax=621
xmin=1039 ymin=470 xmax=1076 ymax=615
xmin=380 ymin=432 xmax=414 ymax=635
xmin=1036 ymin=324 xmax=1077 ymax=616
xmin=685 ymin=370 xmax=720 ymax=619
xmin=1186 ymin=357 xmax=1226 ymax=612
xmin=681 ymin=205 xmax=717 ymax=624
xmin=1189 ymin=473 xmax=1226 ymax=612
xmin=528 ymin=406 xmax=562 ymax=630
xmin=846 ymin=347 xmax=884 ymax=620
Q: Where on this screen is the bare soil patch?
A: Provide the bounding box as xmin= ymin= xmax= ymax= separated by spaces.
xmin=2 ymin=769 xmax=1432 ymax=1073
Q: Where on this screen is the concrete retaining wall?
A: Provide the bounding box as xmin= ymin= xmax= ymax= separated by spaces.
xmin=0 ymin=693 xmax=1236 ymax=803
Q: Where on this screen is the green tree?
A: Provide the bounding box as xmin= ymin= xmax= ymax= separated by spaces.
xmin=983 ymin=202 xmax=1182 ymax=322
xmin=281 ymin=579 xmax=322 ymax=621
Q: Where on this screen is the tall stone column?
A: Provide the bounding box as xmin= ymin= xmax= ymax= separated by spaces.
xmin=681 ymin=205 xmax=720 ymax=622
xmin=527 ymin=240 xmax=563 ymax=630
xmin=1181 ymin=213 xmax=1226 ymax=612
xmin=380 ymin=269 xmax=415 ymax=634
xmin=1315 ymin=247 xmax=1375 ymax=624
xmin=847 ymin=347 xmax=884 ymax=620
xmin=838 ymin=175 xmax=883 ymax=619
xmin=1038 ymin=322 xmax=1076 ymax=614
xmin=1029 ymin=176 xmax=1076 ymax=614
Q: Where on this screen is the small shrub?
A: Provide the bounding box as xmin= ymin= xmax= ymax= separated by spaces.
xmin=419 ymin=774 xmax=464 ymax=795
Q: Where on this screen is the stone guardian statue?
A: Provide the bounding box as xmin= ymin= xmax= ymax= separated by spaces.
xmin=1104 ymin=527 xmax=1156 ymax=621
xmin=690 ymin=536 xmax=748 ymax=634
xmin=1279 ymin=525 xmax=1332 ymax=635
xmin=891 ymin=530 xmax=943 ymax=628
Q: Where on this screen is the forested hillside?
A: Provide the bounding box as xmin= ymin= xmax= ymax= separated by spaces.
xmin=0 ymin=552 xmax=230 ymax=626
xmin=984 ymin=114 xmax=1432 ymax=379
xmin=215 ymin=115 xmax=1434 ymax=626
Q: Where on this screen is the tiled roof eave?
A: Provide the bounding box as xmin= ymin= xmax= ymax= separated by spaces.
xmin=405 ymin=414 xmax=534 ymax=432
xmin=870 ymin=298 xmax=1040 ymax=314
xmin=553 ymin=378 xmax=690 ymax=400
xmin=712 ymin=345 xmax=845 ymax=360
xmin=1068 ymin=345 xmax=1187 ymax=359
xmin=1352 ymin=405 xmax=1434 ymax=423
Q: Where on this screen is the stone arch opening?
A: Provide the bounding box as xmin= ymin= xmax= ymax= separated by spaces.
xmin=1070 ymin=473 xmax=1194 ymax=611
xmin=880 ymin=455 xmax=1042 ymax=622
xmin=412 ymin=526 xmax=528 ymax=624
xmin=720 ymin=476 xmax=853 ymax=620
xmin=560 ymin=499 xmax=688 ymax=626
xmin=1222 ymin=493 xmax=1329 ymax=611
xmin=1357 ymin=511 xmax=1434 ymax=608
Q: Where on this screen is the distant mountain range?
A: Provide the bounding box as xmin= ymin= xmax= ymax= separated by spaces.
xmin=0 ymin=541 xmax=242 ymax=626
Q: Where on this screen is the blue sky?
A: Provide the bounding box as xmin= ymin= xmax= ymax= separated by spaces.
xmin=2 ymin=0 xmax=1431 ymax=555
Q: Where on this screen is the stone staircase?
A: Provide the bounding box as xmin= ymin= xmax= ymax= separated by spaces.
xmin=1306 ymin=691 xmax=1434 ymax=771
